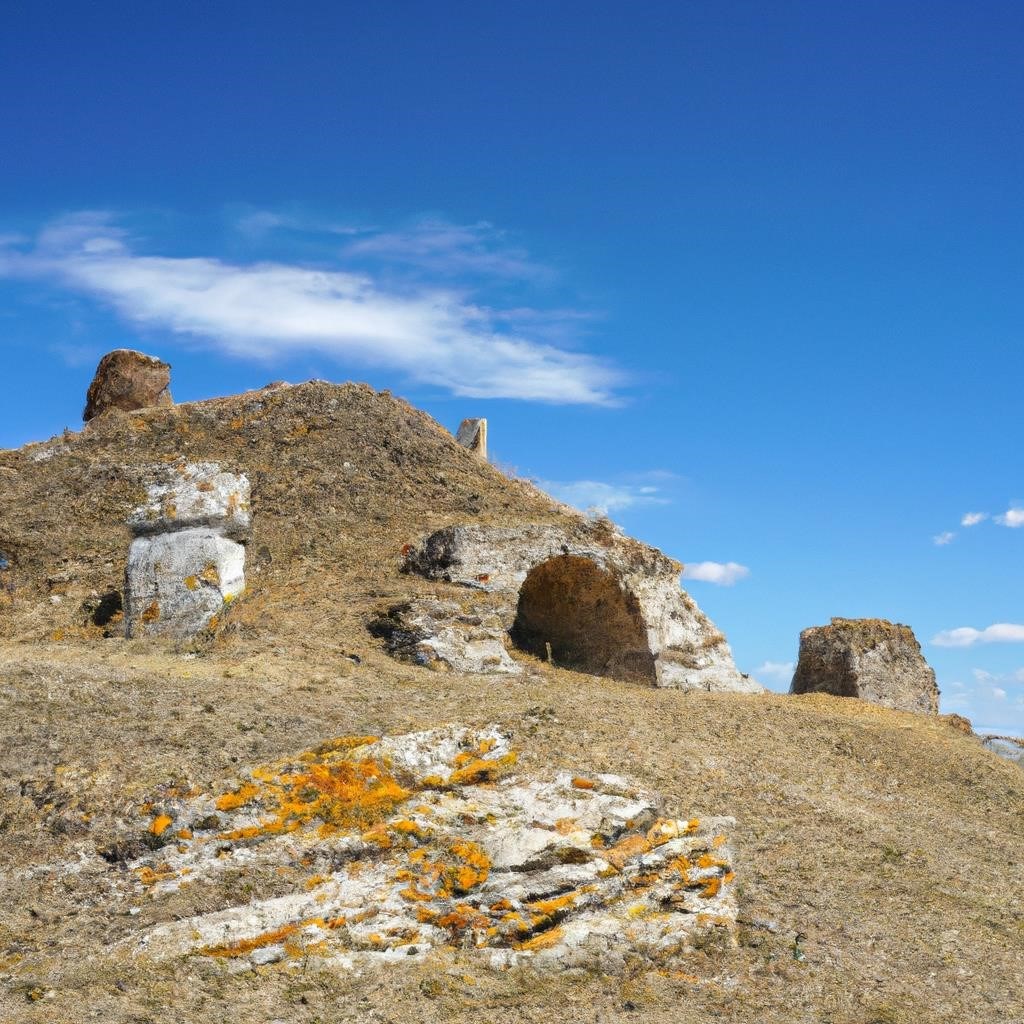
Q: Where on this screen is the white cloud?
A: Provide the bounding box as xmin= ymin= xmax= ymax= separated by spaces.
xmin=753 ymin=660 xmax=794 ymax=683
xmin=996 ymin=506 xmax=1024 ymax=528
xmin=933 ymin=531 xmax=956 ymax=546
xmin=0 ymin=212 xmax=619 ymax=405
xmin=932 ymin=623 xmax=1024 ymax=648
xmin=961 ymin=512 xmax=987 ymax=527
xmin=540 ymin=479 xmax=669 ymax=515
xmin=682 ymin=561 xmax=750 ymax=586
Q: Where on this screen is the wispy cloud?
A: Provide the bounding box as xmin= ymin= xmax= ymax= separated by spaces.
xmin=0 ymin=212 xmax=619 ymax=405
xmin=682 ymin=561 xmax=750 ymax=586
xmin=932 ymin=623 xmax=1024 ymax=648
xmin=753 ymin=660 xmax=794 ymax=684
xmin=961 ymin=512 xmax=987 ymax=527
xmin=933 ymin=531 xmax=956 ymax=546
xmin=540 ymin=479 xmax=670 ymax=515
xmin=996 ymin=506 xmax=1024 ymax=528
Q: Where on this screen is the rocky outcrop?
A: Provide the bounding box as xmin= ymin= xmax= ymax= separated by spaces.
xmin=982 ymin=735 xmax=1024 ymax=768
xmin=83 ymin=349 xmax=173 ymax=421
xmin=401 ymin=523 xmax=762 ymax=693
xmin=119 ymin=725 xmax=738 ymax=971
xmin=124 ymin=462 xmax=249 ymax=638
xmin=369 ymin=598 xmax=520 ymax=674
xmin=790 ymin=617 xmax=939 ymax=714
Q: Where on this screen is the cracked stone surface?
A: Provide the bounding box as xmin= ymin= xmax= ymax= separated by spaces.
xmin=369 ymin=599 xmax=521 ymax=675
xmin=118 ymin=726 xmax=737 ymax=972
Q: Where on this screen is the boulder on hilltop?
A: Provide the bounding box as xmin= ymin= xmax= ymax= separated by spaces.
xmin=83 ymin=348 xmax=173 ymax=421
xmin=790 ymin=617 xmax=939 ymax=714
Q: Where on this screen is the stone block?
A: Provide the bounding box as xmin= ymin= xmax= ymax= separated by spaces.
xmin=455 ymin=418 xmax=487 ymax=460
xmin=128 ymin=462 xmax=251 ymax=540
xmin=125 ymin=528 xmax=245 ymax=638
xmin=790 ymin=617 xmax=939 ymax=714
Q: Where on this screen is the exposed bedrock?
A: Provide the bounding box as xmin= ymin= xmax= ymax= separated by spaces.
xmin=790 ymin=617 xmax=939 ymax=714
xmin=124 ymin=462 xmax=250 ymax=639
xmin=83 ymin=349 xmax=173 ymax=421
xmin=397 ymin=523 xmax=762 ymax=693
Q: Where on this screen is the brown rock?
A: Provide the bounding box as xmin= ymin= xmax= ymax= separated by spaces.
xmin=83 ymin=349 xmax=173 ymax=421
xmin=790 ymin=617 xmax=939 ymax=714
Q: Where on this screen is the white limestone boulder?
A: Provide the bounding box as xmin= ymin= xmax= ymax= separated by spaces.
xmin=125 ymin=528 xmax=245 ymax=638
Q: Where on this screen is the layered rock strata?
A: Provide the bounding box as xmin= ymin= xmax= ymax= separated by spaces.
xmin=120 ymin=725 xmax=737 ymax=971
xmin=790 ymin=617 xmax=939 ymax=714
xmin=124 ymin=462 xmax=250 ymax=638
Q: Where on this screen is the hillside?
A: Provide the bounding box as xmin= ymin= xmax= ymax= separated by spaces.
xmin=1 ymin=381 xmax=1023 ymax=1023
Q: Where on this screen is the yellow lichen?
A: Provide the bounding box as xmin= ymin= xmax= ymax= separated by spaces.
xmin=149 ymin=814 xmax=173 ymax=836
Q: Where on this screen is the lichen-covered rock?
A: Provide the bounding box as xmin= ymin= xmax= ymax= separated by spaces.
xmin=404 ymin=524 xmax=762 ymax=693
xmin=790 ymin=617 xmax=939 ymax=714
xmin=124 ymin=462 xmax=250 ymax=638
xmin=127 ymin=462 xmax=251 ymax=540
xmin=369 ymin=599 xmax=521 ymax=674
xmin=113 ymin=725 xmax=737 ymax=972
xmin=83 ymin=349 xmax=173 ymax=421
xmin=124 ymin=528 xmax=245 ymax=638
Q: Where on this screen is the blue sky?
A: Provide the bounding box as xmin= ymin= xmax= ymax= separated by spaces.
xmin=1 ymin=2 xmax=1022 ymax=732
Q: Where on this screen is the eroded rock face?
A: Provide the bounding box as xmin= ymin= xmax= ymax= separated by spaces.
xmin=403 ymin=524 xmax=762 ymax=693
xmin=790 ymin=617 xmax=939 ymax=714
xmin=369 ymin=599 xmax=521 ymax=674
xmin=118 ymin=725 xmax=737 ymax=972
xmin=982 ymin=735 xmax=1024 ymax=768
xmin=124 ymin=463 xmax=249 ymax=638
xmin=83 ymin=349 xmax=173 ymax=421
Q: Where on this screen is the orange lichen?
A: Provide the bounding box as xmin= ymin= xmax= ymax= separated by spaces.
xmin=183 ymin=575 xmax=199 ymax=591
xmin=712 ymin=834 xmax=727 ymax=848
xmin=696 ymin=853 xmax=729 ymax=870
xmin=571 ymin=777 xmax=595 ymax=790
xmin=399 ymin=886 xmax=433 ymax=902
xmin=604 ymin=834 xmax=651 ymax=870
xmin=149 ymin=814 xmax=173 ymax=836
xmin=448 ymin=752 xmax=517 ymax=787
xmin=442 ymin=839 xmax=491 ymax=893
xmin=140 ymin=601 xmax=160 ymax=624
xmin=203 ymin=922 xmax=299 ymax=958
xmin=699 ymin=877 xmax=722 ymax=899
xmin=215 ymin=782 xmax=259 ymax=812
xmin=176 ymin=828 xmax=193 ymax=840
xmin=515 ymin=926 xmax=564 ymax=951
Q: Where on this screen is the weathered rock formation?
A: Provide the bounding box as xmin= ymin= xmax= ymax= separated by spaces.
xmin=124 ymin=462 xmax=249 ymax=638
xmin=455 ymin=417 xmax=487 ymax=460
xmin=982 ymin=735 xmax=1024 ymax=768
xmin=83 ymin=349 xmax=173 ymax=421
xmin=392 ymin=523 xmax=762 ymax=692
xmin=121 ymin=725 xmax=737 ymax=970
xmin=790 ymin=617 xmax=939 ymax=714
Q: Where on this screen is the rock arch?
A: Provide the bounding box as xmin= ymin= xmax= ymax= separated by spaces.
xmin=510 ymin=555 xmax=657 ymax=682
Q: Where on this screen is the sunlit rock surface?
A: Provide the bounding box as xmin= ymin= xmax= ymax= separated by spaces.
xmin=121 ymin=726 xmax=737 ymax=971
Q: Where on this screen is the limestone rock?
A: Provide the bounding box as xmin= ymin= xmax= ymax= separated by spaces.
xmin=124 ymin=528 xmax=245 ymax=638
xmin=115 ymin=725 xmax=738 ymax=971
xmin=127 ymin=462 xmax=251 ymax=540
xmin=124 ymin=462 xmax=250 ymax=638
xmin=83 ymin=349 xmax=173 ymax=421
xmin=790 ymin=617 xmax=939 ymax=714
xmin=369 ymin=599 xmax=521 ymax=674
xmin=403 ymin=524 xmax=762 ymax=693
xmin=455 ymin=418 xmax=487 ymax=460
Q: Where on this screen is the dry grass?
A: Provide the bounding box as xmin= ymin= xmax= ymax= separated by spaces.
xmin=1 ymin=382 xmax=1023 ymax=1022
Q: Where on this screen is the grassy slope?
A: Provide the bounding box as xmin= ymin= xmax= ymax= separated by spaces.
xmin=1 ymin=382 xmax=1022 ymax=1023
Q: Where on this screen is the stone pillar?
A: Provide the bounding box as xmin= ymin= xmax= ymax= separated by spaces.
xmin=456 ymin=418 xmax=487 ymax=461
xmin=125 ymin=463 xmax=250 ymax=638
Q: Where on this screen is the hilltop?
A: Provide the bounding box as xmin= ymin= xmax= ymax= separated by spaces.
xmin=1 ymin=380 xmax=1022 ymax=1023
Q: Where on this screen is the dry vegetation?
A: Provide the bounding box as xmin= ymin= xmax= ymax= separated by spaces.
xmin=1 ymin=381 xmax=1023 ymax=1022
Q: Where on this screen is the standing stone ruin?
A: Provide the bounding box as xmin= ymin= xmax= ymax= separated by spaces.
xmin=790 ymin=617 xmax=939 ymax=714
xmin=124 ymin=462 xmax=250 ymax=638
xmin=372 ymin=523 xmax=763 ymax=693
xmin=455 ymin=418 xmax=488 ymax=460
